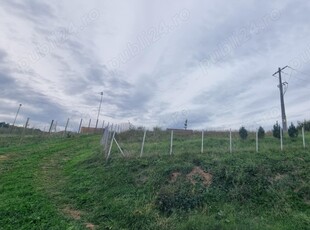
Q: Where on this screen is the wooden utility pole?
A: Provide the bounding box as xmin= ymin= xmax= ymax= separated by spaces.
xmin=273 ymin=66 xmax=288 ymax=132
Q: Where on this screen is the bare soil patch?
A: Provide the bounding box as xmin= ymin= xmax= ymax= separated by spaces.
xmin=186 ymin=166 xmax=212 ymax=187
xmin=0 ymin=155 xmax=9 ymax=162
xmin=86 ymin=223 xmax=96 ymax=230
xmin=169 ymin=167 xmax=212 ymax=187
xmin=62 ymin=207 xmax=82 ymax=220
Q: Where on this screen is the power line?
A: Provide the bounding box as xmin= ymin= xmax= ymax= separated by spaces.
xmin=287 ymin=66 xmax=310 ymax=81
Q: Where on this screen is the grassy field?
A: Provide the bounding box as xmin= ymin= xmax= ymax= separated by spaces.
xmin=0 ymin=131 xmax=309 ymax=229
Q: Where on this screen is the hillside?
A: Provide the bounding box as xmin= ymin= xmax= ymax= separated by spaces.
xmin=0 ymin=134 xmax=309 ymax=229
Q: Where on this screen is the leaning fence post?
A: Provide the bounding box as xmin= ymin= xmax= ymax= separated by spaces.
xmin=201 ymin=130 xmax=204 ymax=154
xmin=54 ymin=121 xmax=58 ymax=133
xmin=140 ymin=129 xmax=147 ymax=157
xmin=280 ymin=126 xmax=283 ymax=151
xmin=229 ymin=129 xmax=232 ymax=153
xmin=170 ymin=130 xmax=174 ymax=155
xmin=48 ymin=120 xmax=54 ymax=135
xmin=256 ymin=128 xmax=259 ymax=153
xmin=107 ymin=132 xmax=116 ymax=160
xmin=63 ymin=118 xmax=70 ymax=137
xmin=78 ymin=119 xmax=83 ymax=134
xmin=302 ymin=126 xmax=306 ymax=148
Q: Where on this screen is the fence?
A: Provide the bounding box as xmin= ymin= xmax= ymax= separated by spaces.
xmin=0 ymin=117 xmax=130 ymax=148
xmin=101 ymin=128 xmax=309 ymax=160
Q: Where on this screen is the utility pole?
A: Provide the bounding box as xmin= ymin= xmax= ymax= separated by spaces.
xmin=273 ymin=66 xmax=288 ymax=132
xmin=95 ymin=92 xmax=103 ymax=129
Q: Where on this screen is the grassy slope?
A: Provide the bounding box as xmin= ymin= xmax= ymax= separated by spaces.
xmin=0 ymin=133 xmax=309 ymax=229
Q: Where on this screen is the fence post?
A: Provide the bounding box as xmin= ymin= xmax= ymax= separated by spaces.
xmin=256 ymin=128 xmax=258 ymax=153
xmin=48 ymin=120 xmax=54 ymax=135
xmin=107 ymin=132 xmax=116 ymax=160
xmin=170 ymin=130 xmax=174 ymax=155
xmin=201 ymin=130 xmax=204 ymax=154
xmin=140 ymin=129 xmax=147 ymax=157
xmin=302 ymin=126 xmax=306 ymax=148
xmin=63 ymin=118 xmax=70 ymax=137
xmin=78 ymin=119 xmax=83 ymax=134
xmin=88 ymin=119 xmax=91 ymax=134
xmin=54 ymin=121 xmax=57 ymax=133
xmin=95 ymin=119 xmax=99 ymax=130
xmin=229 ymin=129 xmax=232 ymax=153
xmin=20 ymin=118 xmax=29 ymax=143
xmin=113 ymin=136 xmax=125 ymax=157
xmin=280 ymin=126 xmax=283 ymax=151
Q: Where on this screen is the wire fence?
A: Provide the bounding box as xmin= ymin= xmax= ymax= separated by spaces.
xmin=1 ymin=118 xmax=309 ymax=159
xmin=101 ymin=127 xmax=309 ymax=160
xmin=0 ymin=117 xmax=130 ymax=148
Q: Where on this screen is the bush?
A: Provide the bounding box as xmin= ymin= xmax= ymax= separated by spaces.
xmin=273 ymin=122 xmax=281 ymax=139
xmin=288 ymin=123 xmax=298 ymax=138
xmin=239 ymin=127 xmax=248 ymax=140
xmin=258 ymin=126 xmax=265 ymax=139
xmin=0 ymin=122 xmax=9 ymax=128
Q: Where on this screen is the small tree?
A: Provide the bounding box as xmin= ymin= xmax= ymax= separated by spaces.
xmin=239 ymin=126 xmax=248 ymax=140
xmin=288 ymin=122 xmax=298 ymax=138
xmin=273 ymin=122 xmax=281 ymax=139
xmin=258 ymin=126 xmax=265 ymax=139
xmin=184 ymin=119 xmax=188 ymax=130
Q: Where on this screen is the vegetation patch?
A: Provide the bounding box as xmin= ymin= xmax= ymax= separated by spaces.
xmin=0 ymin=133 xmax=309 ymax=229
xmin=62 ymin=206 xmax=82 ymax=220
xmin=156 ymin=166 xmax=212 ymax=215
xmin=186 ymin=166 xmax=213 ymax=186
xmin=0 ymin=155 xmax=9 ymax=162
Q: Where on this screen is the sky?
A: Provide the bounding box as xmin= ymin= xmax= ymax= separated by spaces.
xmin=0 ymin=0 xmax=310 ymax=131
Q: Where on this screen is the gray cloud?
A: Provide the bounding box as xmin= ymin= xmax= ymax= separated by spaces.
xmin=1 ymin=0 xmax=309 ymax=130
xmin=1 ymin=0 xmax=54 ymax=22
xmin=0 ymin=49 xmax=8 ymax=62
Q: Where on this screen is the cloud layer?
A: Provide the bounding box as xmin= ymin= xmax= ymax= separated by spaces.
xmin=1 ymin=0 xmax=310 ymax=131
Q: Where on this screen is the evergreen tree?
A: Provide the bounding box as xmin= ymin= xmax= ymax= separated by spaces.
xmin=239 ymin=126 xmax=248 ymax=140
xmin=258 ymin=126 xmax=265 ymax=139
xmin=273 ymin=121 xmax=281 ymax=139
xmin=288 ymin=122 xmax=298 ymax=138
xmin=184 ymin=119 xmax=188 ymax=130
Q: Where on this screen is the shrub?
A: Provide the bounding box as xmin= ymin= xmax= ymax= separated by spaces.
xmin=239 ymin=127 xmax=248 ymax=140
xmin=0 ymin=122 xmax=9 ymax=128
xmin=273 ymin=122 xmax=281 ymax=139
xmin=258 ymin=126 xmax=265 ymax=139
xmin=288 ymin=123 xmax=298 ymax=138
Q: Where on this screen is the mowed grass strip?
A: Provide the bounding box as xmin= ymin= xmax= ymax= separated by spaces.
xmin=0 ymin=135 xmax=98 ymax=229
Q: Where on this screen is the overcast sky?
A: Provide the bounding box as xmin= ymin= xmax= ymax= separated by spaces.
xmin=0 ymin=0 xmax=310 ymax=131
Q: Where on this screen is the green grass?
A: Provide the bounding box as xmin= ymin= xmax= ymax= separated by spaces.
xmin=0 ymin=132 xmax=309 ymax=229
